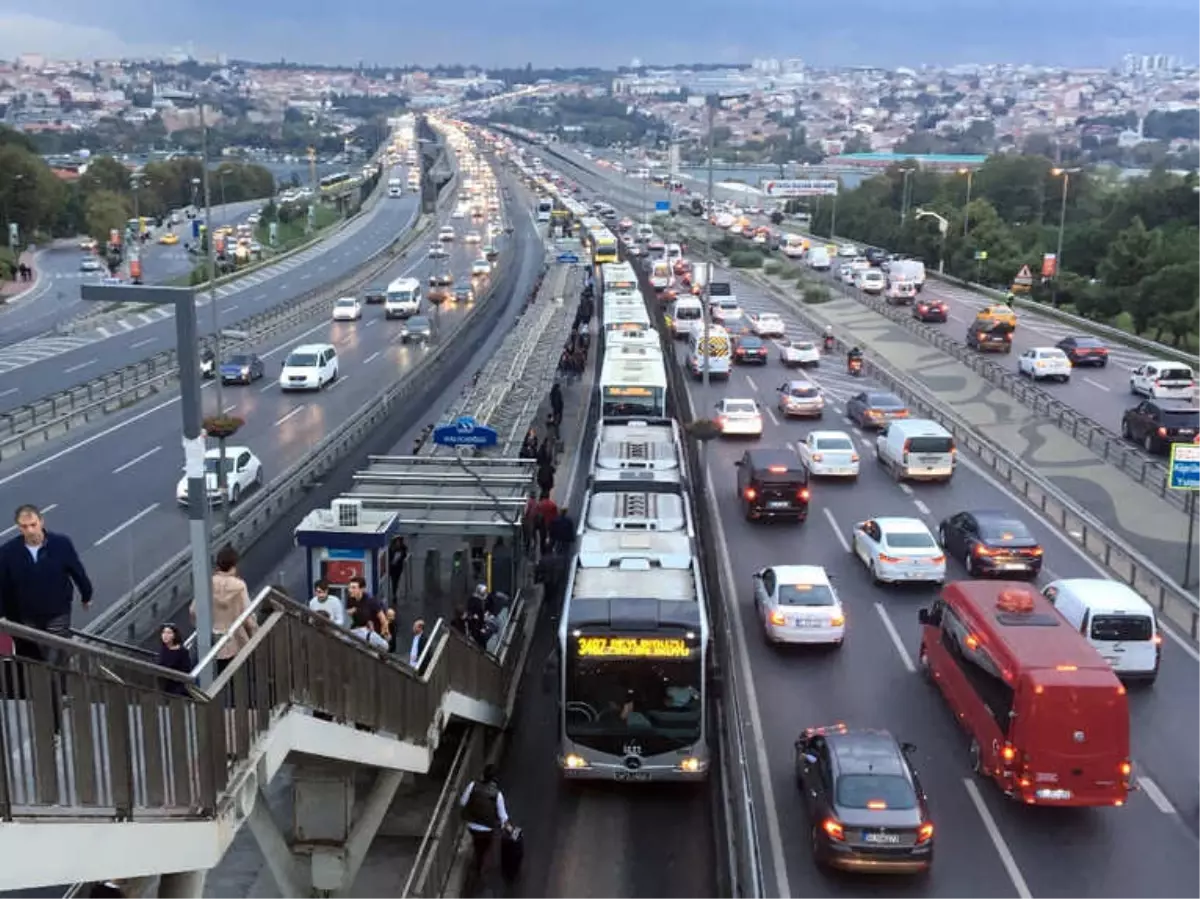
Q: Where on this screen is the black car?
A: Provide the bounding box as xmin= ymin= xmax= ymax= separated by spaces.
xmin=936 ymin=510 xmax=1044 ymax=578
xmin=1056 ymin=335 xmax=1109 ymax=367
xmin=1121 ymin=399 xmax=1200 ymax=453
xmin=400 ymin=315 xmax=433 ymax=343
xmin=966 ymin=320 xmax=1013 ymax=353
xmin=912 ymin=298 xmax=949 ymax=323
xmin=735 ymin=448 xmax=809 ymax=523
xmin=865 ymin=247 xmax=888 ymax=266
xmin=430 ymin=271 xmax=454 ymax=287
xmin=453 ymin=285 xmax=475 ymax=304
xmin=733 ymin=334 xmax=769 ymax=364
xmin=363 ymin=286 xmax=387 ymax=304
xmin=794 ymin=725 xmax=933 ymax=875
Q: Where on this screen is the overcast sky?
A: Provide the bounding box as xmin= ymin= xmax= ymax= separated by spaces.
xmin=1 ymin=0 xmax=1197 ymax=69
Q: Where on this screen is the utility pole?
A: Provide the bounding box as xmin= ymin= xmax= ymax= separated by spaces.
xmin=199 ymin=96 xmax=228 ymax=522
xmin=701 ymin=98 xmax=716 ymax=392
xmin=307 ymin=146 xmax=318 ymax=234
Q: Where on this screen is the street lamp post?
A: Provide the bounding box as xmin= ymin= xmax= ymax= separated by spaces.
xmin=1051 ymin=167 xmax=1080 ymax=302
xmin=900 ymin=168 xmax=915 ymax=223
xmin=81 ymin=283 xmax=216 ymax=685
xmin=914 ymin=208 xmax=949 ymax=275
xmin=959 ymin=167 xmax=974 ymax=238
xmin=702 ymin=98 xmax=717 ymax=393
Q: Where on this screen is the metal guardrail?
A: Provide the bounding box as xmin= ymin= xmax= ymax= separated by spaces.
xmin=87 ymin=224 xmax=514 ymax=646
xmin=0 ymin=213 xmax=437 ymax=462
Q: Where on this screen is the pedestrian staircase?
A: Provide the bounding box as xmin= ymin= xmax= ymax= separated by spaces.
xmin=0 ymin=585 xmax=529 ymax=894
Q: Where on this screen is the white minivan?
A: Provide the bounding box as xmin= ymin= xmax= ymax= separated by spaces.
xmin=280 ymin=343 xmax=338 ymax=391
xmin=667 ymin=296 xmax=703 ymax=338
xmin=1042 ymin=579 xmax=1161 ymax=683
xmin=876 ymin=419 xmax=956 ymax=482
xmin=807 ymin=247 xmax=831 ymax=271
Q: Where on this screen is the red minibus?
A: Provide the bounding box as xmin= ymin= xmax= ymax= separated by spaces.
xmin=918 ymin=581 xmax=1131 ymax=807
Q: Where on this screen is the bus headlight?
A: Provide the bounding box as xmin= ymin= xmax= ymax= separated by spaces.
xmin=563 ymin=754 xmax=589 ymax=770
xmin=678 ymin=757 xmax=705 ymax=773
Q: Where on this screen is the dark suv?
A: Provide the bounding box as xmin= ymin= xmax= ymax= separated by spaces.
xmin=794 ymin=725 xmax=934 ymax=874
xmin=966 ymin=320 xmax=1013 ymax=353
xmin=735 ymin=448 xmax=810 ymax=522
xmin=1121 ymin=399 xmax=1199 ymax=453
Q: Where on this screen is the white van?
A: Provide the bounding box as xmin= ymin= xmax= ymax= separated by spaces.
xmin=855 ymin=269 xmax=886 ymax=294
xmin=667 ymin=296 xmax=703 ymax=338
xmin=687 ymin=324 xmax=732 ymax=380
xmin=875 ymin=419 xmax=956 ymax=482
xmin=889 ymin=259 xmax=926 ymax=291
xmin=664 ymin=243 xmax=683 ymax=263
xmin=280 ymin=343 xmax=338 ymax=391
xmin=807 ymin=247 xmax=831 ymax=271
xmin=1042 ymin=579 xmax=1161 ymax=683
xmin=385 ymin=277 xmax=422 ymax=319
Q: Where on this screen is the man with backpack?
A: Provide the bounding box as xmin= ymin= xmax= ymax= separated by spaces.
xmin=460 ymin=764 xmax=514 ymax=886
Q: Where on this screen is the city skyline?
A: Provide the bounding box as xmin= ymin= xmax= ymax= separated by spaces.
xmin=1 ymin=0 xmax=1198 ymax=70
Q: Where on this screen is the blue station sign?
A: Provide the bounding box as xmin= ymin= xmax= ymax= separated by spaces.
xmin=433 ymin=415 xmax=499 ymax=448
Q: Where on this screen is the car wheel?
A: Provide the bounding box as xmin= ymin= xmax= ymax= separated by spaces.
xmin=1121 ymin=419 xmax=1132 ymax=439
xmin=870 ymin=562 xmax=883 ymax=585
xmin=969 ymin=739 xmax=985 ymax=776
xmin=810 ymin=825 xmax=826 ymax=868
xmin=1130 ymin=381 xmax=1138 ymax=395
xmin=254 ymin=468 xmax=263 ymax=487
xmin=937 ymin=526 xmax=947 ymax=547
xmin=966 ymin=552 xmax=978 ymax=577
xmin=1144 ymin=434 xmax=1155 ymax=453
xmin=1099 ymin=359 xmax=1108 ymax=368
xmin=230 ymin=485 xmax=241 ymax=505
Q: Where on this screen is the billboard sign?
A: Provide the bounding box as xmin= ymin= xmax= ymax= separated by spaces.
xmin=761 ymin=179 xmax=840 ymax=198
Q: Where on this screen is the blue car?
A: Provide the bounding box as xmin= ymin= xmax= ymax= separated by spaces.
xmin=219 ymin=353 xmax=265 ymax=384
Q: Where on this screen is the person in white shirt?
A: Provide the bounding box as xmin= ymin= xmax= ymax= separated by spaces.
xmin=460 ymin=764 xmax=510 ymax=883
xmin=308 ymin=579 xmax=345 ymax=627
xmin=349 ymin=605 xmax=388 ymax=652
xmin=409 ymin=618 xmax=426 ymax=667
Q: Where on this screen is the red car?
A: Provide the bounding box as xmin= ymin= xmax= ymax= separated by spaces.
xmin=912 ymin=298 xmax=949 ymax=322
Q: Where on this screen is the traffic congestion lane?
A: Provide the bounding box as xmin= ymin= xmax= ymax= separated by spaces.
xmin=0 ymin=223 xmax=498 ymax=621
xmin=0 ymin=189 xmax=422 ymax=408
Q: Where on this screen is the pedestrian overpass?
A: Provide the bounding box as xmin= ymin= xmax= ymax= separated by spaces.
xmin=0 ymin=585 xmax=532 ymax=896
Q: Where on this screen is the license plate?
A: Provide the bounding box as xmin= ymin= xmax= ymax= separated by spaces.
xmin=767 ymin=501 xmax=790 ymax=509
xmin=1001 ymin=562 xmax=1027 ymax=570
xmin=794 ymin=618 xmax=822 ymax=628
xmin=863 ymin=832 xmax=901 ymax=844
xmin=614 ymin=771 xmax=650 ymax=782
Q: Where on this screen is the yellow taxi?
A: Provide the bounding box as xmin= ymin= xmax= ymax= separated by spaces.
xmin=158 ymin=232 xmax=179 ymax=245
xmin=975 ymin=304 xmax=1017 ymax=327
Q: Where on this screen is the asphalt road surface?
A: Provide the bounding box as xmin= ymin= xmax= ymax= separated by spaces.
xmin=0 ymin=171 xmax=421 ymax=412
xmin=0 ymin=184 xmax=502 ymax=634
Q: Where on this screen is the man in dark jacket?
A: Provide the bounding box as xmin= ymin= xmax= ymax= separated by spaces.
xmin=0 ymin=504 xmax=93 ymax=665
xmin=548 ymin=505 xmax=575 ymax=555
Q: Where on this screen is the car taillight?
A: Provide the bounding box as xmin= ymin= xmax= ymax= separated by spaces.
xmin=1031 ymin=547 xmax=1044 ymax=557
xmin=1119 ymin=761 xmax=1132 ymax=777
xmin=797 ymin=488 xmax=810 ymax=502
xmin=830 ymin=614 xmax=845 ymax=627
xmin=1157 ymin=426 xmax=1168 ymax=437
xmin=931 ymin=555 xmax=945 ymax=565
xmin=850 ymin=453 xmax=859 ymax=463
xmin=743 ymin=487 xmax=757 ymax=501
xmin=974 ymin=544 xmax=994 ymax=556
xmin=769 ymin=610 xmax=786 ymax=626
xmin=1001 ymin=744 xmax=1016 ymax=763
xmin=822 ymin=818 xmax=845 ymax=841
xmin=916 ymin=822 xmax=934 ymax=844
xmin=879 ymin=554 xmax=903 ymax=564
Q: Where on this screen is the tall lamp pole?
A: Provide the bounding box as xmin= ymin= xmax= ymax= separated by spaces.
xmin=1050 ymin=167 xmax=1080 ymax=302
xmin=914 ymin=208 xmax=949 ymax=275
xmin=959 ymin=167 xmax=974 ymax=238
xmin=701 ymin=98 xmax=716 ymax=392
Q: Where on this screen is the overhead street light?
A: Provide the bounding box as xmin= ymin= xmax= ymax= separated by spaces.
xmin=958 ymin=167 xmax=974 ymax=238
xmin=914 ymin=208 xmax=949 ymax=274
xmin=1050 ymin=167 xmax=1081 ymax=298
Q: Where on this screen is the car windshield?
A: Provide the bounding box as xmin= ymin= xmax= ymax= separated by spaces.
xmin=285 ymin=353 xmax=317 ymax=367
xmin=724 ymin=401 xmax=757 ymax=415
xmin=1090 ymin=615 xmax=1153 ymax=642
xmin=978 ymin=518 xmax=1032 ymax=541
xmin=226 ymin=355 xmax=253 ymax=366
xmin=884 ymin=530 xmax=936 ymax=549
xmin=738 ymin=337 xmax=764 ymax=349
xmin=789 ymin=341 xmax=815 ymax=351
xmin=1069 ymin=336 xmax=1105 ymax=348
xmin=778 ymin=583 xmax=836 ymax=606
xmin=815 ymin=436 xmax=854 ymax=451
xmin=1161 ymin=409 xmax=1200 ymax=427
xmin=408 ymin=317 xmax=430 ymax=329
xmin=788 ymin=385 xmax=820 ymax=398
xmin=868 ymin=393 xmax=904 ymax=408
xmin=1159 ymin=368 xmax=1194 ymax=381
xmin=336 ymin=299 xmax=356 ymax=307
xmin=836 ymin=774 xmax=918 ymax=810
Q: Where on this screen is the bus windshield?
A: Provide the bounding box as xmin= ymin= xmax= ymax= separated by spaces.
xmin=565 ymin=651 xmax=702 ymax=756
xmin=602 ymin=386 xmax=664 ymax=418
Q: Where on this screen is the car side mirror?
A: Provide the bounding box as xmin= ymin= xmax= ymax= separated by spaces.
xmin=751 ymin=571 xmax=762 ymax=579
xmin=901 ymin=742 xmax=917 ymax=755
xmin=918 ymin=608 xmax=931 ymax=626
xmin=734 ymin=459 xmax=743 ymax=466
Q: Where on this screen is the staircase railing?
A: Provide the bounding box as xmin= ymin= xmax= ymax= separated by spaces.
xmin=0 ymin=586 xmax=523 ymax=823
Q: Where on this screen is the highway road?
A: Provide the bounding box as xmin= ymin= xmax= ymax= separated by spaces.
xmin=679 ymin=269 xmax=1199 ymax=898
xmin=0 ymin=170 xmax=422 ymax=413
xmin=0 ymin=199 xmax=268 ymax=344
xmin=0 ymin=177 xmax=510 ymax=634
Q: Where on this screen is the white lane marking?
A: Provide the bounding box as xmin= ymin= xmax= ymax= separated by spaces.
xmin=706 ymin=463 xmax=793 ymax=899
xmin=913 ymin=498 xmax=931 ymax=515
xmin=963 ymin=779 xmax=1033 ymax=899
xmin=94 ymin=503 xmax=159 ymax=547
xmin=0 ymin=387 xmax=17 ymax=399
xmin=130 ymin=337 xmax=156 ymax=350
xmin=222 ymin=404 xmax=237 ymax=414
xmin=1082 ymin=376 xmax=1111 ymax=392
xmin=0 ymin=503 xmax=58 ymax=538
xmin=745 ymin=374 xmax=758 ymax=392
xmin=874 ymin=603 xmax=916 ymax=673
xmin=112 ymin=446 xmax=161 ymax=474
xmin=953 ymin=451 xmax=1200 ymax=662
xmin=260 ymin=318 xmax=333 ymax=359
xmin=63 ymin=358 xmax=98 ymax=374
xmin=364 ymin=351 xmax=381 ymax=364
xmin=221 ymin=304 xmax=239 ymax=314
xmin=1137 ymin=775 xmax=1177 ymax=815
xmin=764 ymin=406 xmax=779 ymax=426
xmin=823 ymin=507 xmax=851 ymax=553
xmin=898 ymin=482 xmax=914 ymax=495
xmin=328 ymin=375 xmax=348 ymax=390
xmin=274 ymin=405 xmax=306 ymax=427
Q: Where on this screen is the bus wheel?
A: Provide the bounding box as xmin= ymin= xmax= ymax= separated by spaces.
xmin=969 ymin=739 xmax=984 ymax=776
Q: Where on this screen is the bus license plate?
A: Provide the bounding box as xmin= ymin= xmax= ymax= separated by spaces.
xmin=614 ymin=771 xmax=650 ymax=782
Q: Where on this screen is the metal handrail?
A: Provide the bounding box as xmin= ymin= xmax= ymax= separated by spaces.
xmin=0 ymin=618 xmax=192 ymax=685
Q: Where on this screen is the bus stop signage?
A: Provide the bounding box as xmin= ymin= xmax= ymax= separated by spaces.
xmin=1168 ymin=444 xmax=1200 ymax=490
xmin=433 ymin=415 xmax=498 ymax=448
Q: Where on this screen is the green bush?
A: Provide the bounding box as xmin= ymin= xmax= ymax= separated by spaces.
xmin=804 ymin=285 xmax=833 ymax=304
xmin=0 ymin=247 xmax=15 ymax=281
xmin=712 ymin=236 xmax=738 ymax=256
xmin=763 ymin=260 xmax=782 ymax=275
xmin=729 ymin=251 xmax=764 ymax=269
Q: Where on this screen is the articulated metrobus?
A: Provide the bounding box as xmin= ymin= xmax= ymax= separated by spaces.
xmin=558 ymin=530 xmax=710 ymax=781
xmin=600 ymin=261 xmax=638 ymax=298
xmin=599 ymin=351 xmax=668 ymax=418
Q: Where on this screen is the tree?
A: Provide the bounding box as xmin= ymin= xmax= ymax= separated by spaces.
xmin=80 ymin=156 xmax=131 ymax=196
xmin=1135 ymin=261 xmax=1199 ymax=342
xmin=84 ymin=189 xmax=130 ymax=245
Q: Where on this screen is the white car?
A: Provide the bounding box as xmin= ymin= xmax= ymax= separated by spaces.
xmin=465 ymin=231 xmax=482 ymax=244
xmin=80 ymin=257 xmax=103 ymax=272
xmin=1018 ymin=347 xmax=1071 ymax=382
xmin=471 ymin=259 xmax=492 ymax=277
xmin=438 ymin=226 xmax=455 ymax=242
xmin=176 ymin=446 xmax=263 ymax=506
xmin=837 ymin=244 xmax=860 ymax=258
xmin=753 ymin=565 xmax=845 ymax=646
xmin=779 ymin=339 xmax=821 ymax=368
xmin=716 ymin=398 xmax=763 ymax=437
xmin=798 ymin=430 xmax=860 ymax=478
xmin=750 ymin=312 xmax=786 ymax=338
xmin=1130 ymin=360 xmax=1197 ymax=400
xmin=451 ymin=207 xmax=467 ymax=219
xmin=855 ymin=270 xmax=886 ymax=294
xmin=332 ymin=297 xmax=362 ymax=321
xmin=851 ymin=517 xmax=946 ymax=585
xmin=427 ymin=243 xmax=448 ymax=259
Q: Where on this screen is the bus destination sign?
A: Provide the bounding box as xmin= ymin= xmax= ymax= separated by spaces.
xmin=603 ymin=386 xmax=654 ymax=397
xmin=577 ymin=636 xmax=691 ymax=658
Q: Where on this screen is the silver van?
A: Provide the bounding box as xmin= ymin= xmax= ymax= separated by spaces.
xmin=875 ymin=419 xmax=955 ymax=482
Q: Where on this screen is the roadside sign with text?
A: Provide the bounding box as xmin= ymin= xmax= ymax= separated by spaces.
xmin=761 ymin=179 xmax=840 ymax=198
xmin=1168 ymin=444 xmax=1200 ymax=491
xmin=655 ymin=200 xmax=670 ymax=212
xmin=1041 ymin=253 xmax=1057 ymax=278
xmin=974 ymin=250 xmax=988 ymax=261
xmin=433 ymin=415 xmax=499 ymax=448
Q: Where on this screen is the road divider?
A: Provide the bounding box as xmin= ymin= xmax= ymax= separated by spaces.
xmin=0 ymin=207 xmax=441 ymax=462
xmin=87 ymin=215 xmax=513 ymax=646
